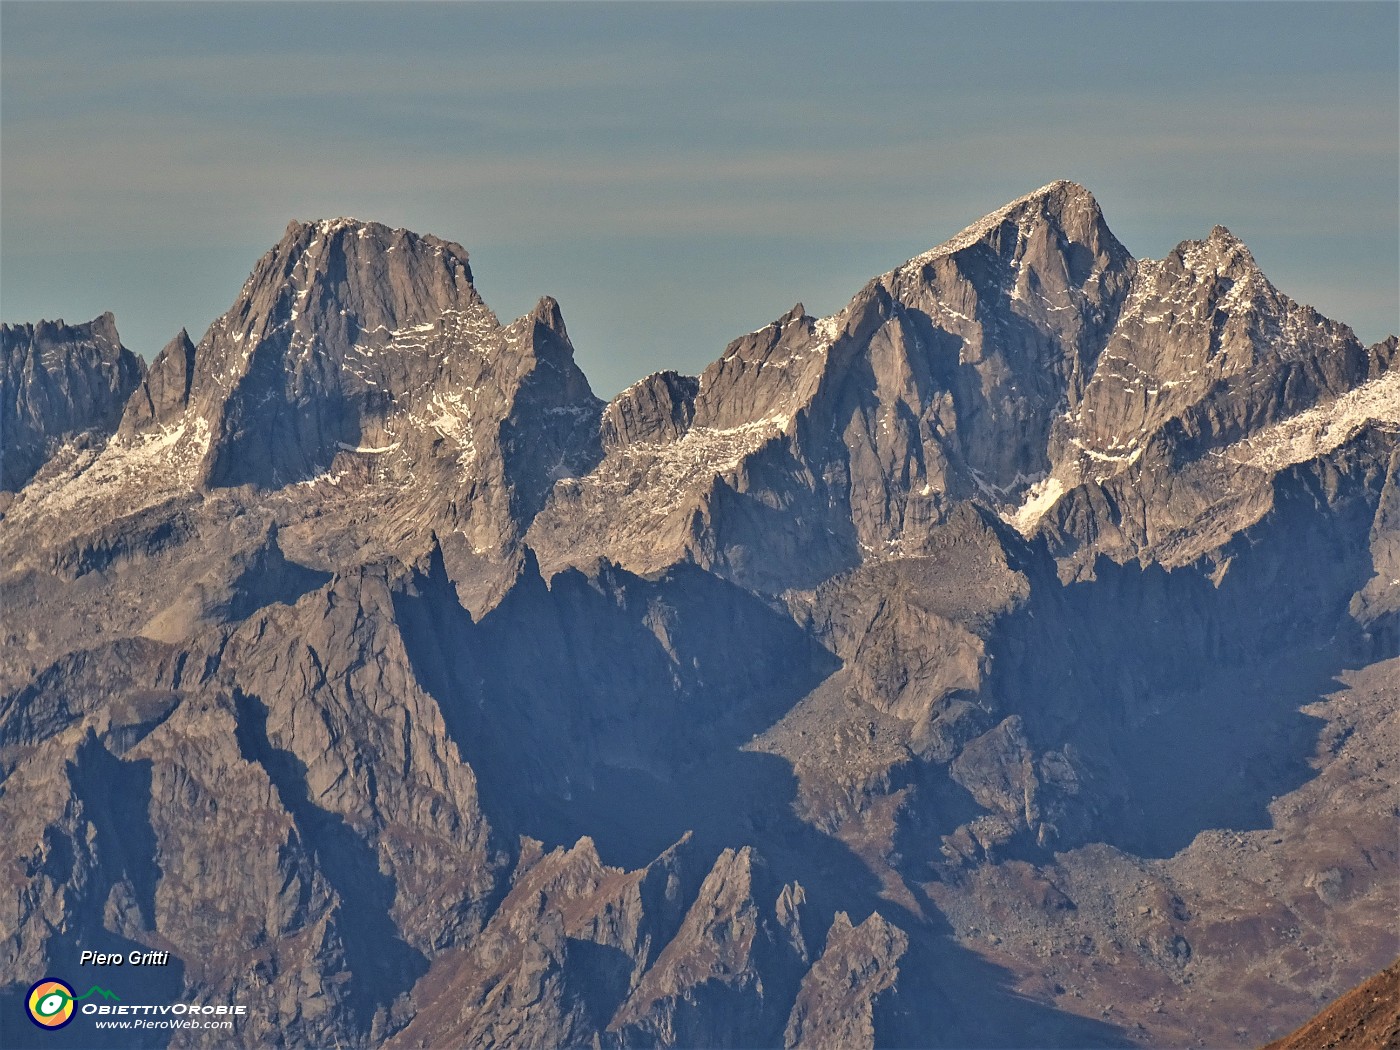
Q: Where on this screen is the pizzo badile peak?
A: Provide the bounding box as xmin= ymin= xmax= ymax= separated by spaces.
xmin=1 ymin=181 xmax=1396 ymax=1049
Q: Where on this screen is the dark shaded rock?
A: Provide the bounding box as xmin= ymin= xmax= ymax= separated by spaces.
xmin=611 ymin=845 xmax=805 ymax=1048
xmin=119 ymin=328 xmax=196 ymax=434
xmin=223 ymin=563 xmax=505 ymax=954
xmin=1 ymin=313 xmax=144 ymax=491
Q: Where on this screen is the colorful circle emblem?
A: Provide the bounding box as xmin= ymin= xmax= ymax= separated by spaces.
xmin=27 ymin=979 xmax=76 ymax=1030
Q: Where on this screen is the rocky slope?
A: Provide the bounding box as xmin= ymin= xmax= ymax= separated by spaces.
xmin=1262 ymin=957 xmax=1400 ymax=1050
xmin=1 ymin=183 xmax=1395 ymax=1049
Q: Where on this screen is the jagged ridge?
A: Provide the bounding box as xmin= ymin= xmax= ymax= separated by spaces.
xmin=1 ymin=183 xmax=1396 ymax=1050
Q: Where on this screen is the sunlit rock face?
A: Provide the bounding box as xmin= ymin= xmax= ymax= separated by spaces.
xmin=1 ymin=185 xmax=1395 ymax=1050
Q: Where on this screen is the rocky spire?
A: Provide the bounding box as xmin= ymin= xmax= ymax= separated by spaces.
xmin=119 ymin=328 xmax=197 ymax=435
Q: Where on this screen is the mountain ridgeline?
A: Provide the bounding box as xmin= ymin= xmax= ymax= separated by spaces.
xmin=1 ymin=182 xmax=1396 ymax=1049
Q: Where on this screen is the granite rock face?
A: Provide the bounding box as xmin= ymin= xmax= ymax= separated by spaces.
xmin=119 ymin=329 xmax=197 ymax=435
xmin=1 ymin=185 xmax=1396 ymax=1050
xmin=1 ymin=313 xmax=144 ymax=492
xmin=602 ymin=371 xmax=700 ymax=451
xmin=783 ymin=911 xmax=908 ymax=1050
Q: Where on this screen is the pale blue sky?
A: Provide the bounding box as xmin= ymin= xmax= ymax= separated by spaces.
xmin=3 ymin=2 xmax=1396 ymax=395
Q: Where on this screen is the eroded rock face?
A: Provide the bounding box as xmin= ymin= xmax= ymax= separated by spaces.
xmin=223 ymin=564 xmax=503 ymax=952
xmin=874 ymin=179 xmax=1135 ymax=489
xmin=1 ymin=185 xmax=1396 ymax=1050
xmin=1067 ymin=227 xmax=1374 ymax=467
xmin=784 ymin=911 xmax=908 ymax=1050
xmin=610 ymin=846 xmax=797 ymax=1046
xmin=1 ymin=221 xmax=604 ymax=623
xmin=181 ymin=221 xmax=603 ymax=566
xmin=119 ymin=329 xmax=196 ymax=435
xmin=1 ymin=313 xmax=144 ymax=492
xmin=602 ymin=371 xmax=700 ymax=451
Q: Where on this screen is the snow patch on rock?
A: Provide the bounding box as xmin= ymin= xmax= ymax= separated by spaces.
xmin=1226 ymin=369 xmax=1400 ymax=471
xmin=1002 ymin=475 xmax=1067 ymax=537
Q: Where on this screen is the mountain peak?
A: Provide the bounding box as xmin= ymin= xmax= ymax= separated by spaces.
xmin=777 ymin=302 xmax=807 ymax=326
xmin=118 ymin=327 xmax=199 ymax=435
xmin=1176 ymin=224 xmax=1261 ymax=280
xmin=1013 ymin=178 xmax=1094 ymax=210
xmin=206 ymin=215 xmax=486 ymax=361
xmin=11 ymin=310 xmax=122 ymax=347
xmin=91 ymin=310 xmax=120 ymax=340
xmin=278 ymin=214 xmax=474 ymax=266
xmin=902 ymin=179 xmax=1112 ymax=271
xmin=165 ymin=327 xmax=196 ymax=355
xmin=528 ymin=295 xmax=568 ymax=335
xmin=283 ymin=215 xmax=385 ymax=239
xmin=273 ymin=215 xmax=477 ymax=276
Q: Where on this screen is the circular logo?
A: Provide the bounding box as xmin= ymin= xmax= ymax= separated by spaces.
xmin=27 ymin=979 xmax=76 ymax=1030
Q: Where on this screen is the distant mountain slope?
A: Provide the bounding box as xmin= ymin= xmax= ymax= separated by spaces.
xmin=0 ymin=184 xmax=1394 ymax=1050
